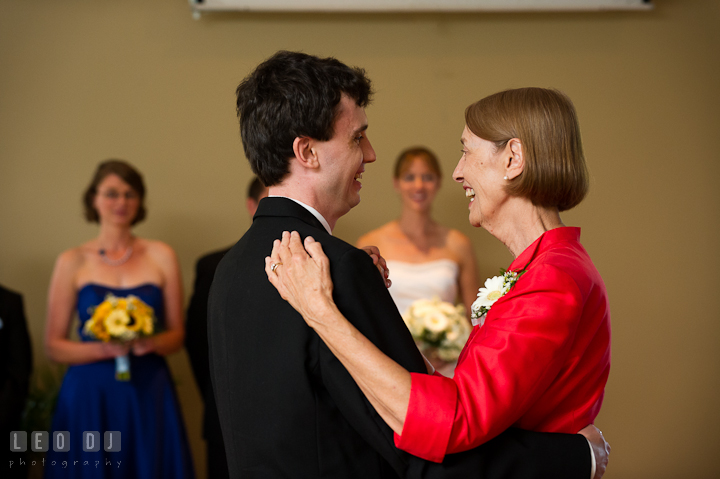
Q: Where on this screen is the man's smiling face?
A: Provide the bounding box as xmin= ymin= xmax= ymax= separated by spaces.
xmin=313 ymin=94 xmax=376 ymax=222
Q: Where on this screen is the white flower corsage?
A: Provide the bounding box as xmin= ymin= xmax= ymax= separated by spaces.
xmin=470 ymin=269 xmax=525 ymax=327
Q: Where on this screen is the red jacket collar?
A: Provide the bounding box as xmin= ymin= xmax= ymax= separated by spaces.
xmin=508 ymin=227 xmax=581 ymax=272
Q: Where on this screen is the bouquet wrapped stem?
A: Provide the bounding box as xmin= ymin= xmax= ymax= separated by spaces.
xmin=115 ymin=355 xmax=131 ymax=381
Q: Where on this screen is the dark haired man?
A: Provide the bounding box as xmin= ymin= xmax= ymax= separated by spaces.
xmin=186 ymin=177 xmax=267 ymax=479
xmin=208 ymin=51 xmax=607 ymax=479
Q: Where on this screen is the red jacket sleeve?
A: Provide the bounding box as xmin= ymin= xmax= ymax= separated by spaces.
xmin=395 ymin=263 xmax=586 ymax=462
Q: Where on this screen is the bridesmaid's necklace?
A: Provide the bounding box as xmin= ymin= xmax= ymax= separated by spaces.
xmin=99 ymin=242 xmax=133 ymax=266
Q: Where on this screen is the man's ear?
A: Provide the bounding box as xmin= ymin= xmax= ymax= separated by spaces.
xmin=292 ymin=137 xmax=319 ymax=170
xmin=505 ymin=138 xmax=525 ymax=180
xmin=246 ymin=198 xmax=259 ymax=217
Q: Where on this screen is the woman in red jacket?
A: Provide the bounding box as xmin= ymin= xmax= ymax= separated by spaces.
xmin=266 ymin=87 xmax=611 ymax=466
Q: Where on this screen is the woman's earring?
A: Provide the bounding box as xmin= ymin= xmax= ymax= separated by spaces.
xmin=504 ymin=176 xmax=509 ymax=180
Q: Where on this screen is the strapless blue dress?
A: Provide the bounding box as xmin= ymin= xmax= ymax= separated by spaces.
xmin=45 ymin=284 xmax=195 ymax=479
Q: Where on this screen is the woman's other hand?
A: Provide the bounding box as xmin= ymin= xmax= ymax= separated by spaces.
xmin=265 ymin=231 xmax=336 ymax=328
xmin=130 ymin=337 xmax=156 ymax=356
xmin=101 ymin=341 xmax=131 ymax=359
xmin=578 ymin=424 xmax=610 ymax=478
xmin=360 ymin=244 xmax=391 ymax=288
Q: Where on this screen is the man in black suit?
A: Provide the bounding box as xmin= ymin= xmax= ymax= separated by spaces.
xmin=186 ymin=177 xmax=268 ymax=479
xmin=1 ymin=284 xmax=33 ymax=479
xmin=208 ymin=51 xmax=607 ymax=479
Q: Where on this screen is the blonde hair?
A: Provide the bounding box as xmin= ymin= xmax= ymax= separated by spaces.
xmin=465 ymin=87 xmax=588 ymax=212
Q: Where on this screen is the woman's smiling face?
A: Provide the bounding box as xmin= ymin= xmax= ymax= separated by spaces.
xmin=93 ymin=174 xmax=141 ymax=227
xmin=453 ymin=126 xmax=509 ymax=230
xmin=394 ymin=157 xmax=441 ymax=213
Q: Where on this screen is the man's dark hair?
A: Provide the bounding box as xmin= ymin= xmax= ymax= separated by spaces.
xmin=247 ymin=176 xmax=266 ymax=201
xmin=236 ymin=51 xmax=373 ymax=186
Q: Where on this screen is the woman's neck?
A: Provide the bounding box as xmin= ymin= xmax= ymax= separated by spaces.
xmin=488 ymin=199 xmax=564 ymax=258
xmin=97 ymin=224 xmax=134 ymax=252
xmin=397 ymin=207 xmax=436 ymax=238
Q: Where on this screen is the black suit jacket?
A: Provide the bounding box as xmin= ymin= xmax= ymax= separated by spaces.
xmin=0 ymin=285 xmax=32 ymax=432
xmin=186 ymin=249 xmax=230 ymax=479
xmin=1 ymin=284 xmax=33 ymax=479
xmin=208 ymin=197 xmax=590 ymax=479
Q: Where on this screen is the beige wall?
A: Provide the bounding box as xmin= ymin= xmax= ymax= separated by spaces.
xmin=1 ymin=0 xmax=719 ymax=477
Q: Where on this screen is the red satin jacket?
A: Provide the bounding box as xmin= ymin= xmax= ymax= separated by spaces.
xmin=394 ymin=227 xmax=611 ymax=462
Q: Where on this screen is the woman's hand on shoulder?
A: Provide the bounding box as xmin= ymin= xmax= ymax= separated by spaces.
xmin=359 ymin=245 xmax=391 ymax=288
xmin=266 ymin=231 xmax=337 ymax=327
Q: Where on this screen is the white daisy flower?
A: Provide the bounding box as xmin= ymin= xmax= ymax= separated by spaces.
xmin=472 ymin=275 xmax=505 ymax=310
xmin=471 ymin=270 xmax=525 ymax=327
xmin=104 ymin=309 xmax=131 ymax=337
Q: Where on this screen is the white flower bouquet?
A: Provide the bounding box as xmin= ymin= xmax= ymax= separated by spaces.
xmin=402 ymin=297 xmax=471 ymax=362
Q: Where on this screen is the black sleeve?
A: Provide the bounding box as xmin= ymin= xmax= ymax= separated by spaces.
xmin=318 ymin=247 xmax=426 ymax=476
xmin=409 ymin=428 xmax=591 ymax=479
xmin=315 ymin=249 xmax=592 ymax=479
xmin=185 ymin=256 xmax=216 ymax=401
xmin=0 ymin=288 xmax=33 ymax=433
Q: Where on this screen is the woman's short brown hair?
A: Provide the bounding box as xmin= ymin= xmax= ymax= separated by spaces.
xmin=393 ymin=146 xmax=442 ymax=180
xmin=83 ymin=159 xmax=147 ymax=225
xmin=465 ymin=87 xmax=588 ymax=212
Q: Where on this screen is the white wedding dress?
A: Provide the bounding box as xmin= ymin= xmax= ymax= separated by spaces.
xmin=386 ymin=259 xmax=459 ymax=316
xmin=387 ymin=259 xmax=461 ymax=377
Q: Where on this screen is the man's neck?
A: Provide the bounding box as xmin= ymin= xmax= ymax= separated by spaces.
xmin=268 ymin=185 xmax=336 ymax=233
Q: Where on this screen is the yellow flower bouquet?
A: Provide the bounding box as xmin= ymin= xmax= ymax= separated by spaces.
xmin=82 ymin=294 xmax=155 ymax=381
xmin=402 ymin=297 xmax=470 ymax=362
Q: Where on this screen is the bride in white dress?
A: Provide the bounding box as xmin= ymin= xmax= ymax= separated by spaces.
xmin=357 ymin=146 xmax=480 ymax=328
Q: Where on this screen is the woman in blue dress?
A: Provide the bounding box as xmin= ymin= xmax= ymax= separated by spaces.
xmin=44 ymin=160 xmax=194 ymax=478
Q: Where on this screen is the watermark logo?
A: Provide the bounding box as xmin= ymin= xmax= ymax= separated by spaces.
xmin=8 ymin=431 xmax=122 ymax=470
xmin=53 ymin=432 xmax=70 ymax=452
xmin=9 ymin=431 xmax=120 ymax=453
